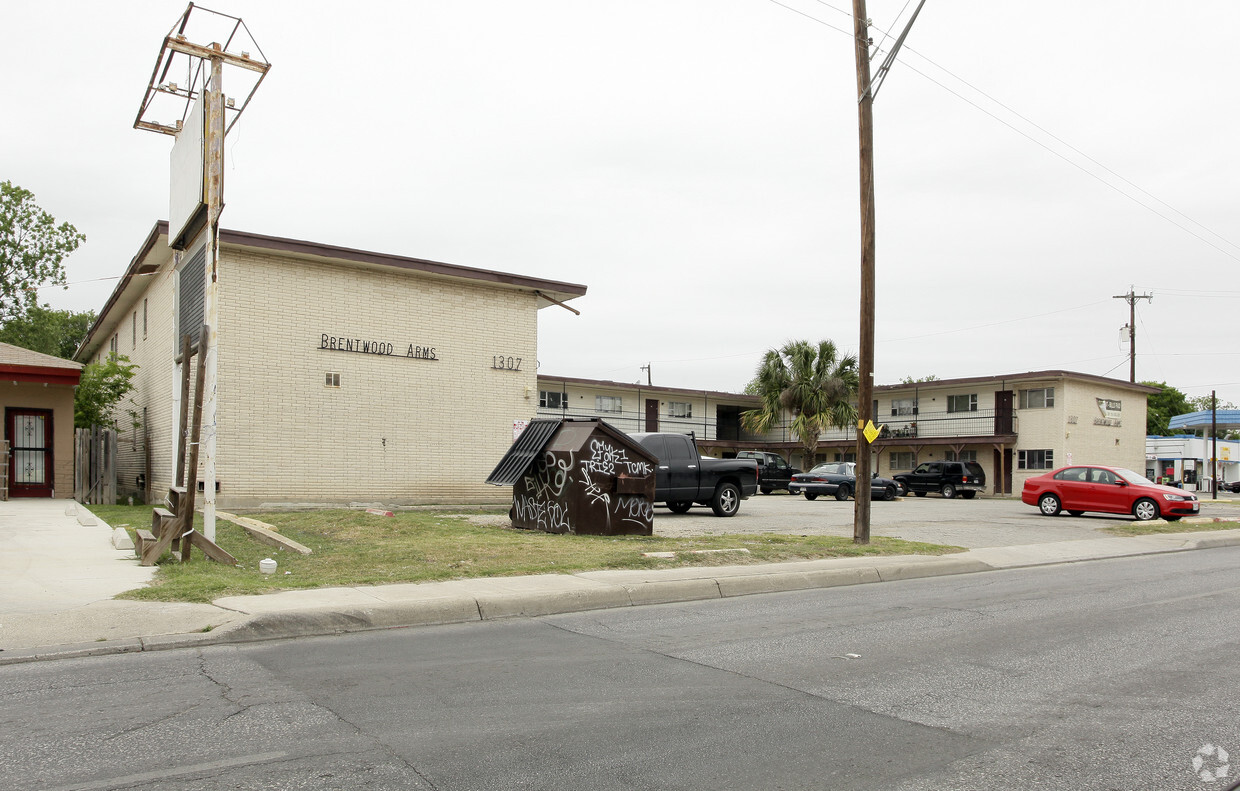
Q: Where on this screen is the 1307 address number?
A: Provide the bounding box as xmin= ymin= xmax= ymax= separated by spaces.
xmin=492 ymin=355 xmax=522 ymax=371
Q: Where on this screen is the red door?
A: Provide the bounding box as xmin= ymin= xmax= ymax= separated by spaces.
xmin=7 ymin=408 xmax=54 ymax=498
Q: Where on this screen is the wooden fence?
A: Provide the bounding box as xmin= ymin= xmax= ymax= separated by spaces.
xmin=75 ymin=427 xmax=117 ymax=505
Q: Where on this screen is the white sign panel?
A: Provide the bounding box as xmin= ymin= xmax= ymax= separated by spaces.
xmin=169 ymin=95 xmax=207 ymax=248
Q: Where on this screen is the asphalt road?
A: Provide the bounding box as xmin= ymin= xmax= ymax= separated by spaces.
xmin=653 ymin=489 xmax=1240 ymax=548
xmin=4 ymin=546 xmax=1240 ymax=790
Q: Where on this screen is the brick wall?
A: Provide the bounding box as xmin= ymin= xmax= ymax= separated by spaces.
xmin=208 ymin=248 xmax=538 ymax=507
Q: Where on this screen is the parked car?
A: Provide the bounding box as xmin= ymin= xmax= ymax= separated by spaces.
xmin=788 ymin=462 xmax=905 ymax=501
xmin=629 ymin=432 xmax=759 ymax=516
xmin=736 ymin=451 xmax=801 ymax=494
xmin=894 ymin=461 xmax=986 ymax=499
xmin=1221 ymin=480 xmax=1240 ymax=494
xmin=1021 ymin=465 xmax=1200 ymax=521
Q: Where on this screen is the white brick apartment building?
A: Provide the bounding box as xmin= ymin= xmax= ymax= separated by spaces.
xmin=538 ymin=372 xmax=1157 ymax=495
xmin=75 ymin=222 xmax=585 ymax=508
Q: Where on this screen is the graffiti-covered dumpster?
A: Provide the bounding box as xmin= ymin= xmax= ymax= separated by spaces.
xmin=485 ymin=418 xmax=657 ymax=536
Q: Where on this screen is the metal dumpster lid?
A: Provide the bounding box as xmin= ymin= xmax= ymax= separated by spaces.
xmin=485 ymin=418 xmax=564 ymax=485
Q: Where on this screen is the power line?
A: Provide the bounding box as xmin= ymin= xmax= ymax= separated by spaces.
xmin=882 ymin=299 xmax=1110 ymax=342
xmin=764 ymin=0 xmax=1240 ymax=265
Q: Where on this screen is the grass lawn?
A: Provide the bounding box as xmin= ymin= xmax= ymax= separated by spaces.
xmin=1102 ymin=519 xmax=1240 ymax=536
xmin=87 ymin=505 xmax=962 ymax=603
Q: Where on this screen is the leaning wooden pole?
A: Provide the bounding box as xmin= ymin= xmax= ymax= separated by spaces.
xmin=179 ymin=326 xmax=211 ymax=559
xmin=174 ymin=333 xmax=193 ymax=488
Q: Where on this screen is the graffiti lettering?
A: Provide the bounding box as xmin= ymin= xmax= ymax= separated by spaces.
xmin=524 ymin=451 xmax=573 ymax=499
xmin=582 ymin=439 xmax=650 ymax=476
xmin=616 ymin=494 xmax=653 ymax=522
xmin=512 ymin=495 xmax=572 ymax=533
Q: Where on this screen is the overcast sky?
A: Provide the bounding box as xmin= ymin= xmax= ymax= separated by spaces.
xmin=4 ymin=0 xmax=1238 ymax=406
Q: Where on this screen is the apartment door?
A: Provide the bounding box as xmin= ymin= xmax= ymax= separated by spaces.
xmin=994 ymin=390 xmax=1014 ymax=434
xmin=8 ymin=408 xmax=54 ymax=498
xmin=645 ymin=399 xmax=659 ymax=432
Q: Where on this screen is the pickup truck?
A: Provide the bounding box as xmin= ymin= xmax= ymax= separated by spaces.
xmin=736 ymin=450 xmax=801 ymax=493
xmin=630 ymin=432 xmax=759 ymax=516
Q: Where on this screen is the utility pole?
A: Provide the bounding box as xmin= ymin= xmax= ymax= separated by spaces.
xmin=1113 ymin=287 xmax=1152 ymax=383
xmin=1211 ymin=390 xmax=1218 ymax=500
xmin=852 ymin=0 xmax=876 ymax=545
xmin=640 ymin=363 xmax=651 ymax=386
xmin=849 ymin=0 xmax=926 ymax=545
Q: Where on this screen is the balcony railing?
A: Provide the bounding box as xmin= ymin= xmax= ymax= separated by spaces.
xmin=532 ymin=407 xmax=779 ymax=443
xmin=532 ymin=406 xmax=1016 ymax=444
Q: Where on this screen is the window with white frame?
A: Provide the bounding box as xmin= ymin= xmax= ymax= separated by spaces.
xmin=539 ymin=390 xmax=567 ymax=409
xmin=832 ymin=452 xmax=857 ymax=463
xmin=669 ymin=401 xmax=692 ymax=418
xmin=1018 ymin=449 xmax=1054 ymax=469
xmin=890 ymin=397 xmax=917 ymax=416
xmin=325 ymin=372 xmax=341 ymax=388
xmin=890 ymin=451 xmax=915 ymax=469
xmin=947 ymin=393 xmax=978 ymax=413
xmin=595 ymin=395 xmax=623 ymax=413
xmin=1019 ymin=387 xmax=1054 ymax=409
xmin=945 ymin=450 xmax=978 ymax=463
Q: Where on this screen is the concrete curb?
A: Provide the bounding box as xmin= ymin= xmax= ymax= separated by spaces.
xmin=4 ymin=529 xmax=1240 ymax=665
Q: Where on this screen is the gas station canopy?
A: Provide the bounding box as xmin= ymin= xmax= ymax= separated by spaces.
xmin=1167 ymin=410 xmax=1240 ymax=433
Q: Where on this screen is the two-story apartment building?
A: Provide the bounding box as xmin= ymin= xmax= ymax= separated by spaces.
xmin=533 ymin=375 xmax=772 ymax=454
xmin=538 ymin=371 xmax=1157 ymax=495
xmin=76 ymin=222 xmax=586 ymax=508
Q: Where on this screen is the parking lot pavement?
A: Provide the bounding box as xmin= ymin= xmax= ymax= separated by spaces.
xmin=653 ymin=491 xmax=1240 ymax=549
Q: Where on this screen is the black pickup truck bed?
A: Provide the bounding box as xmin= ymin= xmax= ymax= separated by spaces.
xmin=629 ymin=432 xmax=759 ymax=517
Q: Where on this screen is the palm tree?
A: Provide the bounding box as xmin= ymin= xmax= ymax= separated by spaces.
xmin=741 ymin=340 xmax=859 ymax=467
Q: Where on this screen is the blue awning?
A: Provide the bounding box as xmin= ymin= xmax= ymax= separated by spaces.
xmin=1167 ymin=410 xmax=1240 ymax=431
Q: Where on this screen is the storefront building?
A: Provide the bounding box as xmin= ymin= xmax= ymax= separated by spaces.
xmin=1148 ymin=409 xmax=1240 ymax=491
xmin=75 ymin=222 xmax=586 ymax=508
xmin=0 ymin=343 xmax=83 ymax=499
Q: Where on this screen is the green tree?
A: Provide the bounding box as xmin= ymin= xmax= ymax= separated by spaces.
xmin=75 ymin=355 xmax=138 ymax=430
xmin=900 ymin=374 xmax=940 ymax=384
xmin=741 ymin=339 xmax=859 ymax=466
xmin=1188 ymin=394 xmax=1237 ymax=413
xmin=0 ymin=180 xmax=85 ymax=324
xmin=1141 ymin=381 xmax=1192 ymax=436
xmin=1187 ymin=394 xmax=1239 ymax=439
xmin=0 ymin=305 xmax=95 ymax=359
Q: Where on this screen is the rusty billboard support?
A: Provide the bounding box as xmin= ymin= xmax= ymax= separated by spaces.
xmin=134 ymin=2 xmax=270 ymax=544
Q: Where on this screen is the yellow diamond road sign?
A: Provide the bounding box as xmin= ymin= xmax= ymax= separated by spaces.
xmin=863 ymin=420 xmax=881 ymax=444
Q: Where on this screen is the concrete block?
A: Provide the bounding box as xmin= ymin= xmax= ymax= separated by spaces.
xmin=75 ymin=508 xmax=97 ymax=527
xmin=111 ymin=527 xmax=135 ymax=550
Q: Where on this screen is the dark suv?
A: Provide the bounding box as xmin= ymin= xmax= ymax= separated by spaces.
xmin=894 ymin=461 xmax=986 ymax=499
xmin=736 ymin=451 xmax=801 ymax=494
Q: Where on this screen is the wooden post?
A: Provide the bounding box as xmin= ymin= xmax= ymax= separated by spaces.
xmin=143 ymin=327 xmax=210 ymax=565
xmin=175 ymin=334 xmax=193 ymax=487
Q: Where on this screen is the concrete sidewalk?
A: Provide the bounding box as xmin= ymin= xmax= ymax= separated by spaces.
xmin=3 ymin=498 xmax=1240 ymax=666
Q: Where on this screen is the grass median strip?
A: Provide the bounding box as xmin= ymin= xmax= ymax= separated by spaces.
xmin=1101 ymin=518 xmax=1240 ymax=536
xmin=87 ymin=505 xmax=962 ymax=603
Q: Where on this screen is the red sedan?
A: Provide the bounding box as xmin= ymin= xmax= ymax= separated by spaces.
xmin=1021 ymin=465 xmax=1200 ymax=521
